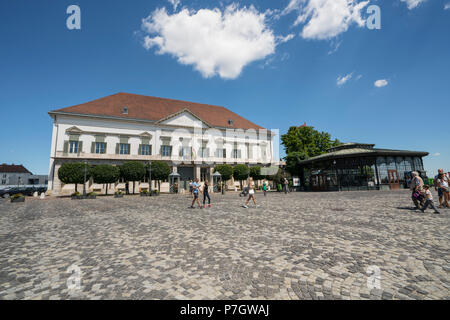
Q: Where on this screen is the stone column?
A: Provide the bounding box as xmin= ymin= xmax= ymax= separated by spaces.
xmin=194 ymin=165 xmax=201 ymax=181
xmin=51 ymin=162 xmax=62 ymax=196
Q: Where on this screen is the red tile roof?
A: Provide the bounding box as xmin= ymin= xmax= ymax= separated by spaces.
xmin=0 ymin=164 xmax=32 ymax=174
xmin=50 ymin=93 xmax=265 ymax=130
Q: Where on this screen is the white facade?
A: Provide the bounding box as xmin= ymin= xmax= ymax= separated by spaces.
xmin=48 ymin=109 xmax=277 ymax=195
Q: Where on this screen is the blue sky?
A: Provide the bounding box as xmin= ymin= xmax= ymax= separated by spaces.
xmin=0 ymin=0 xmax=449 ymax=175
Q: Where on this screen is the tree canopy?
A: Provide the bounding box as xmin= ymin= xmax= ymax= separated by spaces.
xmin=149 ymin=161 xmax=171 ymax=182
xmin=91 ymin=164 xmax=120 ymax=194
xmin=214 ymin=164 xmax=233 ymax=181
xmin=233 ymin=164 xmax=250 ymax=182
xmin=120 ymin=162 xmax=146 ymax=194
xmin=58 ymin=162 xmax=91 ymax=192
xmin=281 ymin=126 xmax=341 ymax=175
xmin=249 ymin=166 xmax=263 ymax=181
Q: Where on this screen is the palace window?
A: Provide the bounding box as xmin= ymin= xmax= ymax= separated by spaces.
xmin=232 ymin=149 xmax=241 ymax=159
xmin=95 ymin=142 xmax=106 ymax=154
xmin=199 ymin=147 xmax=209 ymax=158
xmin=215 ymin=148 xmax=226 ymax=158
xmin=141 ymin=144 xmax=151 ymax=156
xmin=161 ymin=145 xmax=172 ymax=157
xmin=179 ymin=146 xmax=192 ymax=157
xmin=119 ymin=143 xmax=129 ymax=155
xmin=69 ymin=141 xmax=79 ymax=153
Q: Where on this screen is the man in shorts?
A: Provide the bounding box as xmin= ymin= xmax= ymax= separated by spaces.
xmin=190 ymin=179 xmax=202 ymax=209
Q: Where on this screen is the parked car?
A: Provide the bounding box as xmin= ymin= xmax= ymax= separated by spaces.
xmin=0 ymin=186 xmax=47 ymax=198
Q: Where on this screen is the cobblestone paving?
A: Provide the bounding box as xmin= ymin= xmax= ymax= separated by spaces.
xmin=0 ymin=190 xmax=449 ymax=300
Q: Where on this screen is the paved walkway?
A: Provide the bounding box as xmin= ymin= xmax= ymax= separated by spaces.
xmin=0 ymin=190 xmax=449 ymax=300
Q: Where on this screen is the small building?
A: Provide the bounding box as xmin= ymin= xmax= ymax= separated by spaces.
xmin=298 ymin=143 xmax=429 ymax=191
xmin=0 ymin=164 xmax=48 ymax=187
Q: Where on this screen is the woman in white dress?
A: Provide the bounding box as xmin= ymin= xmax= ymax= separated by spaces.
xmin=243 ymin=178 xmax=257 ymax=208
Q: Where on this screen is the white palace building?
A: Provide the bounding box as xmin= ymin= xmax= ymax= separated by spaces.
xmin=48 ymin=93 xmax=279 ymax=195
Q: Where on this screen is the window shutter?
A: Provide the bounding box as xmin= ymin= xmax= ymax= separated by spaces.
xmin=103 ymin=143 xmax=107 ymax=154
xmin=63 ymin=141 xmax=69 ymax=154
xmin=116 ymin=143 xmax=119 ymax=154
xmin=223 ymin=149 xmax=226 ymax=158
xmin=77 ymin=141 xmax=83 ymax=155
xmin=149 ymin=145 xmax=152 ymax=156
xmin=91 ymin=142 xmax=95 ymax=154
xmin=179 ymin=147 xmax=182 ymax=157
xmin=127 ymin=144 xmax=131 ymax=155
xmin=138 ymin=144 xmax=142 ymax=155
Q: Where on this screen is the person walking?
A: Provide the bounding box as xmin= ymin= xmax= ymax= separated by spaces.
xmin=283 ymin=178 xmax=289 ymax=194
xmin=190 ymin=179 xmax=202 ymax=209
xmin=410 ymin=171 xmax=425 ymax=209
xmin=434 ymin=171 xmax=444 ymax=208
xmin=243 ymin=178 xmax=256 ymax=208
xmin=436 ymin=169 xmax=450 ymax=208
xmin=420 ymin=185 xmax=440 ymax=214
xmin=189 ymin=180 xmax=193 ymax=196
xmin=203 ymin=180 xmax=211 ymax=208
xmin=262 ymin=180 xmax=267 ymax=197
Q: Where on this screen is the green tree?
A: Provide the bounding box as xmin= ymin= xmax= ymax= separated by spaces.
xmin=148 ymin=161 xmax=171 ymax=192
xmin=249 ymin=166 xmax=263 ymax=187
xmin=91 ymin=165 xmax=120 ymax=195
xmin=281 ymin=126 xmax=341 ymax=175
xmin=58 ymin=162 xmax=91 ymax=193
xmin=214 ymin=164 xmax=233 ymax=193
xmin=214 ymin=164 xmax=233 ymax=181
xmin=233 ymin=164 xmax=250 ymax=190
xmin=120 ymin=161 xmax=146 ymax=194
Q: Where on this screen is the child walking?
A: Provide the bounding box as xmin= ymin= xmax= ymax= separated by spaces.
xmin=421 ymin=185 xmax=440 ymax=214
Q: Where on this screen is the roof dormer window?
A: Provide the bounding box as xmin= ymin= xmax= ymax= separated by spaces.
xmin=228 ymin=119 xmax=234 ymax=126
xmin=122 ymin=106 xmax=128 ymax=115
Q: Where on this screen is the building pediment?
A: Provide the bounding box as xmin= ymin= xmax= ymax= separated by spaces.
xmin=139 ymin=131 xmax=153 ymax=139
xmin=157 ymin=108 xmax=211 ymax=129
xmin=66 ymin=126 xmax=83 ymax=134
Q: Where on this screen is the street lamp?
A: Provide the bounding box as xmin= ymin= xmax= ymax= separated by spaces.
xmin=83 ymin=160 xmax=87 ymax=197
xmin=148 ymin=161 xmax=152 ymax=195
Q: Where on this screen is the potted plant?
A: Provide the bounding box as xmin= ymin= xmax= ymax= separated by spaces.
xmin=71 ymin=192 xmax=83 ymax=200
xmin=10 ymin=193 xmax=25 ymax=203
xmin=86 ymin=192 xmax=97 ymax=199
xmin=151 ymin=190 xmax=159 ymax=196
xmin=140 ymin=190 xmax=149 ymax=197
xmin=114 ymin=191 xmax=124 ymax=198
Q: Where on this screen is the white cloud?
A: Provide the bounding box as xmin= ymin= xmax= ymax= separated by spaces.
xmin=337 ymin=73 xmax=353 ymax=86
xmin=400 ymin=0 xmax=426 ymax=10
xmin=445 ymin=3 xmax=450 ymax=10
xmin=142 ymin=5 xmax=279 ymax=79
xmin=167 ymin=0 xmax=181 ymax=11
xmin=433 ymin=153 xmax=441 ymax=157
xmin=283 ymin=0 xmax=369 ymax=40
xmin=356 ymin=74 xmax=363 ymax=80
xmin=374 ymin=79 xmax=388 ymax=87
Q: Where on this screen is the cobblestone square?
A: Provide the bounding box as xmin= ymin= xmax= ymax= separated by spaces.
xmin=0 ymin=190 xmax=448 ymax=300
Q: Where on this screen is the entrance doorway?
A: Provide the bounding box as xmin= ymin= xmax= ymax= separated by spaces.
xmin=310 ymin=174 xmax=329 ymax=191
xmin=200 ymin=168 xmax=210 ymax=182
xmin=388 ymin=170 xmax=400 ymax=190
